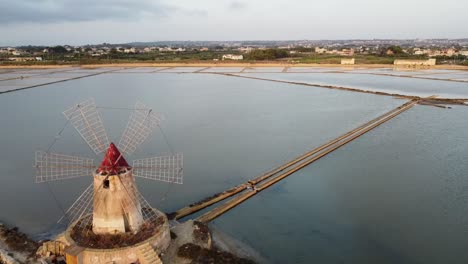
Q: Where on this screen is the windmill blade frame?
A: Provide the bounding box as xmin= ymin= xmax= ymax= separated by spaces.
xmin=58 ymin=183 xmax=94 ymax=225
xmin=115 ymin=174 xmax=163 ymax=222
xmin=63 ymin=98 xmax=110 ymax=155
xmin=132 ymin=153 xmax=183 ymax=184
xmin=118 ymin=102 xmax=163 ymax=156
xmin=135 ymin=188 xmax=164 ymax=222
xmin=38 ymin=99 xmax=183 ymax=236
xmin=35 ymin=151 xmax=95 ymax=183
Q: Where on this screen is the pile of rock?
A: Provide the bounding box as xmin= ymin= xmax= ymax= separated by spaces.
xmin=1 ymin=248 xmax=20 ymax=264
xmin=0 ymin=223 xmax=39 ymax=264
xmin=161 ymin=220 xmax=256 ymax=264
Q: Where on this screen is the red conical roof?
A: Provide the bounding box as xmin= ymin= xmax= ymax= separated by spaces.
xmin=98 ymin=143 xmax=130 ymax=175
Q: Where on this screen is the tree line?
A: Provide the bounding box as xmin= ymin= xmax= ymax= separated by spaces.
xmin=245 ymin=49 xmax=289 ymax=60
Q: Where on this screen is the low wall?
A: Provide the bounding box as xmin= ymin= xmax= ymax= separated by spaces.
xmin=82 ymin=246 xmax=139 ymax=264
xmin=63 ymin=210 xmax=171 ymax=264
xmin=78 ymin=226 xmax=169 ymax=264
xmin=394 ymin=58 xmax=436 ymax=66
xmin=341 ymin=58 xmax=355 ymax=65
xmin=39 ymin=241 xmax=66 ymax=256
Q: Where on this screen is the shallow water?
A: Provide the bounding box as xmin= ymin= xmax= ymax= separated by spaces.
xmin=158 ymin=67 xmax=204 ymax=73
xmin=416 ymin=73 xmax=468 ymax=80
xmin=204 ymin=67 xmax=244 ymax=73
xmin=243 ymin=67 xmax=284 ymax=73
xmin=210 ymin=105 xmax=468 ymax=264
xmin=238 ymin=72 xmax=468 ymax=98
xmin=0 ymin=69 xmax=467 ymax=263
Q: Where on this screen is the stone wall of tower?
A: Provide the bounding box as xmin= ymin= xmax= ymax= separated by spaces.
xmin=92 ymin=170 xmax=144 ymax=234
xmin=62 ymin=212 xmax=171 ymax=264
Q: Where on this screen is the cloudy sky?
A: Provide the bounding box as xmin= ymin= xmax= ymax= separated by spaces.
xmin=0 ymin=0 xmax=466 ymax=46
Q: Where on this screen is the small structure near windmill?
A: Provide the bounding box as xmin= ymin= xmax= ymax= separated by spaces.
xmin=222 ymin=54 xmax=244 ymax=60
xmin=35 ymin=99 xmax=183 ymax=264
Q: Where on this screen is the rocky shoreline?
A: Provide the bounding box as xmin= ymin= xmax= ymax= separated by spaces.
xmin=0 ymin=223 xmax=39 ymax=264
xmin=162 ymin=220 xmax=258 ymax=264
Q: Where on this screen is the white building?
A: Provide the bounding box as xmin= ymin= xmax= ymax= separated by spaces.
xmin=158 ymin=47 xmax=186 ymax=52
xmin=143 ymin=47 xmax=158 ymax=52
xmin=222 ymin=54 xmax=243 ymax=60
xmin=315 ymin=47 xmax=327 ymax=53
xmin=238 ymin=47 xmax=253 ymax=53
xmin=123 ymin=48 xmax=136 ymax=53
xmin=414 ymin=49 xmax=426 ymax=55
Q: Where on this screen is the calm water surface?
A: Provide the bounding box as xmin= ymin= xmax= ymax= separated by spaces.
xmin=0 ymin=70 xmax=467 ymax=263
xmin=240 ymin=72 xmax=468 ymax=98
xmin=211 ymin=104 xmax=468 ymax=264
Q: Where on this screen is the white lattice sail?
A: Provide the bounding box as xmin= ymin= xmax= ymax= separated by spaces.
xmin=36 ymin=99 xmax=184 ymax=236
xmin=118 ymin=102 xmax=162 ymax=155
xmin=135 ymin=188 xmax=163 ymax=222
xmin=116 ymin=185 xmax=159 ymax=223
xmin=133 ymin=153 xmax=183 ymax=184
xmin=58 ymin=183 xmax=94 ymax=225
xmin=35 ymin=151 xmax=94 ymax=183
xmin=61 ymin=181 xmax=162 ymax=227
xmin=63 ymin=98 xmax=110 ymax=155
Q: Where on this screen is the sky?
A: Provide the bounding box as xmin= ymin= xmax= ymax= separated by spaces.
xmin=0 ymin=0 xmax=466 ymax=46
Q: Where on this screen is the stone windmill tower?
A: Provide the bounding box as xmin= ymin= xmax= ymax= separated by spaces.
xmin=34 ymin=99 xmax=183 ymax=263
xmin=93 ymin=142 xmax=144 ymax=235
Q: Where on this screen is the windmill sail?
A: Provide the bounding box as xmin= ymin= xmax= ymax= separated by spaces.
xmin=35 ymin=151 xmax=94 ymax=183
xmin=118 ymin=102 xmax=162 ymax=156
xmin=58 ymin=183 xmax=94 ymax=225
xmin=117 ymin=183 xmax=163 ymax=231
xmin=132 ymin=153 xmax=183 ymax=184
xmin=35 ymin=99 xmax=183 ymax=237
xmin=135 ymin=188 xmax=163 ymax=222
xmin=63 ymin=98 xmax=110 ymax=155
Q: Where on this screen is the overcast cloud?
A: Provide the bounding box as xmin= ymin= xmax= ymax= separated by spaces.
xmin=228 ymin=1 xmax=247 ymax=10
xmin=0 ymin=0 xmax=174 ymax=23
xmin=0 ymin=0 xmax=466 ymax=45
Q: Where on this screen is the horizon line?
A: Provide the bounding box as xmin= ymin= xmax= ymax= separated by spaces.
xmin=3 ymin=38 xmax=468 ymax=48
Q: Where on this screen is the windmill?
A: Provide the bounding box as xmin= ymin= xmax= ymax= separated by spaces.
xmin=34 ymin=98 xmax=183 ymax=244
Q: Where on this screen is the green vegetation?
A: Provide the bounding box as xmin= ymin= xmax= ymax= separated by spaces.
xmin=48 ymin=46 xmax=68 ymax=53
xmin=297 ymin=54 xmax=409 ymax=64
xmin=386 ymin=45 xmax=405 ymax=55
xmin=0 ymin=45 xmax=240 ymax=65
xmin=434 ymin=55 xmax=467 ymax=65
xmin=298 ymin=54 xmax=342 ymax=64
xmin=245 ymin=48 xmax=289 ymax=60
xmin=0 ymin=44 xmax=466 ymax=66
xmin=105 ymin=50 xmax=224 ymax=61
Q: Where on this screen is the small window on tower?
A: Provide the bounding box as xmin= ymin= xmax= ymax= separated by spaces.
xmin=103 ymin=179 xmax=110 ymax=189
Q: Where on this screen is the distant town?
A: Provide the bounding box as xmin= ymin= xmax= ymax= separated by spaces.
xmin=1 ymin=39 xmax=468 ymax=65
